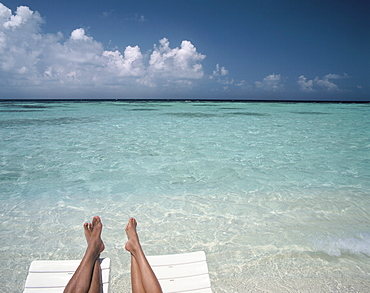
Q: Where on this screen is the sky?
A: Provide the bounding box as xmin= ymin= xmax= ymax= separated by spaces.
xmin=0 ymin=0 xmax=369 ymax=101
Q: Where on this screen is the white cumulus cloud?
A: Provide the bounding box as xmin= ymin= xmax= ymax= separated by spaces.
xmin=255 ymin=74 xmax=284 ymax=92
xmin=297 ymin=75 xmax=314 ymax=92
xmin=298 ymin=73 xmax=349 ymax=92
xmin=323 ymin=73 xmax=349 ymax=80
xmin=212 ymin=63 xmax=228 ymax=77
xmin=315 ymin=76 xmax=339 ymax=91
xmin=2 ymin=4 xmax=41 ymax=30
xmin=70 ymin=28 xmax=92 ymax=41
xmin=209 ymin=63 xmax=234 ymax=89
xmin=103 ymin=46 xmax=144 ymax=77
xmin=149 ymin=38 xmax=205 ymax=79
xmin=0 ymin=3 xmax=207 ymax=96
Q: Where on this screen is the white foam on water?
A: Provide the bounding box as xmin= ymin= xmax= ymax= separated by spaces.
xmin=312 ymin=233 xmax=370 ymax=257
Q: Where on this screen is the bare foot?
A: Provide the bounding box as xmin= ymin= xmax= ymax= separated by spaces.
xmin=125 ymin=217 xmax=140 ymax=253
xmin=84 ymin=216 xmax=105 ymax=255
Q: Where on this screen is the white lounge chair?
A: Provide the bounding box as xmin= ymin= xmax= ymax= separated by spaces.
xmin=146 ymin=251 xmax=212 ymax=293
xmin=23 ymin=257 xmax=110 ymax=293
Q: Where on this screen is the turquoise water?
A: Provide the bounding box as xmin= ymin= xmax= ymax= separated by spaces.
xmin=1 ymin=101 xmax=369 ymax=292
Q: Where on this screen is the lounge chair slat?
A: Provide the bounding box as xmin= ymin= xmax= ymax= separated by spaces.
xmin=23 ymin=258 xmax=110 ymax=293
xmin=28 ymin=258 xmax=110 ymax=272
xmin=147 ymin=251 xmax=206 ymax=266
xmin=147 ymin=251 xmax=212 ymax=293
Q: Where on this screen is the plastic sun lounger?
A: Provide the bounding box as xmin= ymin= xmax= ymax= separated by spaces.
xmin=23 ymin=251 xmax=210 ymax=293
xmin=23 ymin=257 xmax=110 ymax=293
xmin=146 ymin=251 xmax=212 ymax=293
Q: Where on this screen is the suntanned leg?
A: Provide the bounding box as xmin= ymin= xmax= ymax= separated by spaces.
xmin=84 ymin=219 xmax=104 ymax=293
xmin=87 ymin=258 xmax=103 ymax=293
xmin=130 ymin=254 xmax=145 ymax=293
xmin=125 ymin=217 xmax=162 ymax=293
xmin=64 ymin=216 xmax=105 ymax=293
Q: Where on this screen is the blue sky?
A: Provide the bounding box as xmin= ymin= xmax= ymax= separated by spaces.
xmin=0 ymin=0 xmax=369 ymax=100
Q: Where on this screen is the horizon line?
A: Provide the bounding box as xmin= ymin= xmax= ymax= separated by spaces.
xmin=0 ymin=98 xmax=369 ymax=104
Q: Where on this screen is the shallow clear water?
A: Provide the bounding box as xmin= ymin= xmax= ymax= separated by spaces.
xmin=1 ymin=101 xmax=369 ymax=292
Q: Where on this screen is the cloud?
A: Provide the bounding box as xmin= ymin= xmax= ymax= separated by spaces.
xmin=298 ymin=73 xmax=349 ymax=92
xmin=103 ymin=46 xmax=144 ymax=77
xmin=317 ymin=73 xmax=350 ymax=91
xmin=0 ymin=3 xmax=206 ymax=96
xmin=323 ymin=73 xmax=349 ymax=80
xmin=255 ymin=74 xmax=284 ymax=92
xmin=210 ymin=63 xmax=233 ymax=88
xmin=70 ymin=28 xmax=92 ymax=41
xmin=0 ymin=3 xmax=44 ymax=76
xmin=212 ymin=63 xmax=228 ymax=77
xmin=124 ymin=13 xmax=147 ymax=22
xmin=315 ymin=76 xmax=339 ymax=91
xmin=101 ymin=9 xmax=114 ymax=18
xmin=297 ymin=75 xmax=314 ymax=92
xmin=149 ymin=38 xmax=205 ymax=79
xmin=2 ymin=4 xmax=42 ymax=30
xmin=134 ymin=14 xmax=147 ymax=22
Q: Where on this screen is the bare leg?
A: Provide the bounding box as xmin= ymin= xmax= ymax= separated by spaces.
xmin=125 ymin=218 xmax=162 ymax=293
xmin=85 ymin=219 xmax=104 ymax=293
xmin=88 ymin=258 xmax=103 ymax=293
xmin=64 ymin=216 xmax=105 ymax=293
xmin=130 ymin=255 xmax=145 ymax=293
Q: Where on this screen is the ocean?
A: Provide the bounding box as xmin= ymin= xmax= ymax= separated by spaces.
xmin=1 ymin=100 xmax=369 ymax=292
